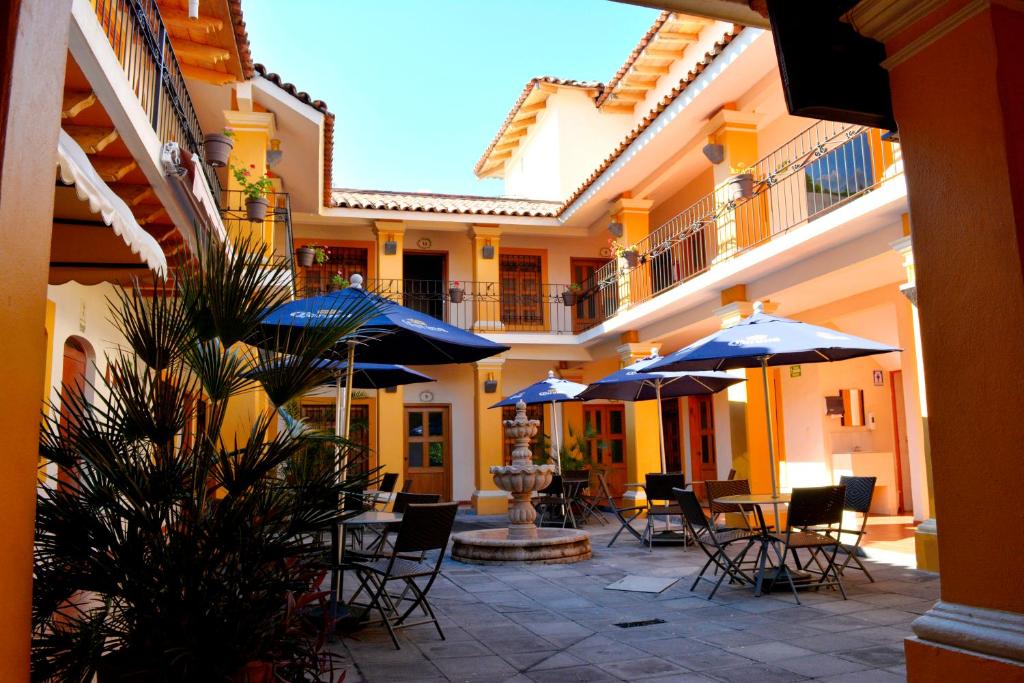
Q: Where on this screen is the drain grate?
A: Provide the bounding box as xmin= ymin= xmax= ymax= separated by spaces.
xmin=613 ymin=618 xmax=666 ymax=629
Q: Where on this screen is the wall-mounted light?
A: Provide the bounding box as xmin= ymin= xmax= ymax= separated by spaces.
xmin=608 ymin=222 xmax=624 ymax=238
xmin=702 ymin=143 xmax=725 ymax=165
xmin=266 ymin=138 xmax=283 ymax=168
xmin=383 ymin=236 xmax=398 ymax=255
xmin=188 ymin=0 xmax=199 ymax=19
xmin=483 ymin=373 xmax=498 ymax=393
xmin=481 ymin=241 xmax=495 ymax=259
xmin=384 ymin=385 xmax=398 ymax=394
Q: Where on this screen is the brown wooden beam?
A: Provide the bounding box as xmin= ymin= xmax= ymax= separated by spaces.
xmin=61 ymin=90 xmax=96 ymax=119
xmin=63 ymin=124 xmax=118 ymax=154
xmin=90 ymin=158 xmax=137 ymax=182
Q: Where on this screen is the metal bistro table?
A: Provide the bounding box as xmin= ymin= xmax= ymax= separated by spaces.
xmin=329 ymin=510 xmax=403 ymax=619
xmin=713 ymin=492 xmax=791 ymax=596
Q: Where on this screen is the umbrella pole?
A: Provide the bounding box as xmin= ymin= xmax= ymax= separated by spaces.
xmin=760 ymin=356 xmax=779 ymax=498
xmin=340 ymin=340 xmax=356 ymax=473
xmin=656 ymin=381 xmax=667 ymax=473
xmin=552 ymin=403 xmax=562 ymax=472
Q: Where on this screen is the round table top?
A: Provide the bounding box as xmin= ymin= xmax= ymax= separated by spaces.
xmin=343 ymin=511 xmax=402 ymax=526
xmin=714 ymin=493 xmax=792 ymax=505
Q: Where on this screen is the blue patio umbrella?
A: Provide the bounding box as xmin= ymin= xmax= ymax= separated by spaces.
xmin=259 ymin=277 xmax=508 ymax=440
xmin=579 ymin=354 xmax=743 ymax=472
xmin=313 ymin=360 xmax=435 ymax=390
xmin=642 ymin=302 xmax=899 ymax=495
xmin=490 ymin=370 xmax=588 ymax=471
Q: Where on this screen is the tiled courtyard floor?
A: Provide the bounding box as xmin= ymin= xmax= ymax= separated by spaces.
xmin=329 ymin=513 xmax=938 ymax=682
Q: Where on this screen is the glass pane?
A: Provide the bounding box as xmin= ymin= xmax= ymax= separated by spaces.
xmin=701 ymin=435 xmax=711 ymax=464
xmin=408 ymin=412 xmax=423 ymax=436
xmin=699 ymin=401 xmax=709 ymax=429
xmin=609 ymin=409 xmax=623 ymax=435
xmin=429 ymin=442 xmax=444 ymax=467
xmin=428 ymin=411 xmax=444 ymax=436
xmin=408 ymin=442 xmax=423 ymax=468
xmin=610 ymin=439 xmax=624 ymax=464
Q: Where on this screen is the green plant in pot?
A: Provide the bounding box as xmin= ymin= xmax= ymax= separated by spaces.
xmin=330 ymin=272 xmax=349 ymax=291
xmin=204 ymin=128 xmax=234 ymax=167
xmin=232 ymin=164 xmax=275 ymax=222
xmin=32 ymin=233 xmax=383 ymax=682
xmin=561 ymin=282 xmax=582 ymax=307
xmin=533 ymin=424 xmax=599 ymax=473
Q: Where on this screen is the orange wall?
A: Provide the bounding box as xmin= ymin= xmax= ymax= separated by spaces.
xmin=888 ymin=4 xmax=1024 ymax=617
xmin=649 ymin=167 xmax=715 ymax=230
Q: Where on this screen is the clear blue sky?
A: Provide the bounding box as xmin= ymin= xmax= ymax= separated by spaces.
xmin=243 ymin=1 xmax=660 ymax=197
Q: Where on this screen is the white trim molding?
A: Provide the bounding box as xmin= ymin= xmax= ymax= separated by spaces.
xmin=912 ymin=600 xmax=1024 ymax=664
xmin=880 ymin=0 xmax=991 ymax=70
xmin=843 ymin=0 xmax=947 ymax=43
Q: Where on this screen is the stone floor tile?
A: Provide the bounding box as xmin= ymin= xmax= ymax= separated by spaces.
xmin=722 ymin=641 xmax=818 ymax=663
xmin=773 ymin=653 xmax=872 ymax=677
xmin=666 ymin=648 xmax=754 ymax=672
xmin=567 ymin=633 xmax=646 ymax=663
xmin=527 ymin=664 xmax=622 ymax=682
xmin=498 ymin=649 xmax=559 ymax=671
xmin=784 ymin=632 xmax=879 ymax=654
xmin=431 ymin=653 xmax=518 ymax=682
xmin=524 ymin=651 xmax=588 ymax=672
xmin=706 ymin=663 xmax=808 ymax=682
xmin=598 ymin=656 xmax=693 ymax=680
xmin=416 ymin=639 xmax=494 ymax=659
xmin=837 ymin=644 xmax=907 ymax=669
xmin=817 ymin=669 xmax=905 ymax=683
xmin=354 ymin=659 xmax=446 ymax=681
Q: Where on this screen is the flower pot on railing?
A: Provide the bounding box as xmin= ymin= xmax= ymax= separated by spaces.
xmin=729 ymin=172 xmax=755 ymax=201
xmin=295 ymin=246 xmax=315 ymax=267
xmin=449 ymin=287 xmax=465 ymax=304
xmin=245 ymin=196 xmax=269 ymax=222
xmin=203 ymin=133 xmax=234 ymax=167
xmin=620 ymin=249 xmax=639 ymax=269
xmin=561 ymin=290 xmax=578 ymax=307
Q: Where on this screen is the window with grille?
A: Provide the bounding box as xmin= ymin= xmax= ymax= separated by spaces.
xmin=499 ymin=254 xmax=544 ymax=327
xmin=301 ymin=246 xmax=369 ymax=296
xmin=299 ymin=402 xmax=371 ymax=475
xmin=502 ymin=404 xmax=545 ymax=465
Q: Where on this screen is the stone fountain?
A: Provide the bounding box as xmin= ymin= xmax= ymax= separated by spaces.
xmin=451 ymin=400 xmax=591 ymax=564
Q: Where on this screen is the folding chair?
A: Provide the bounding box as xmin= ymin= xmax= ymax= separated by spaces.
xmin=642 ymin=472 xmax=686 ymax=550
xmin=593 ymin=471 xmax=647 ymax=547
xmin=706 ymin=479 xmax=762 ymax=531
xmin=572 ymin=470 xmax=607 ymax=526
xmin=347 ymin=502 xmax=458 ymax=649
xmin=672 ymin=488 xmax=759 ymax=599
xmin=813 ymin=475 xmax=877 ymax=582
xmin=535 ymin=475 xmax=570 ymax=527
xmin=366 ymin=491 xmax=440 ymax=554
xmin=769 ymin=485 xmax=848 ymax=604
xmin=401 ymin=477 xmax=414 ymax=493
xmin=370 ymin=472 xmax=399 ymax=510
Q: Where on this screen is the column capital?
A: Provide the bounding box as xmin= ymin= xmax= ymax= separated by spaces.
xmin=609 ymin=197 xmax=654 ymax=218
xmin=703 ymin=108 xmax=759 ymax=138
xmin=223 ymin=109 xmax=276 ymax=137
xmin=616 ymin=342 xmax=661 ymax=364
xmin=473 ymin=356 xmax=506 ymax=370
xmin=373 ymin=220 xmax=405 ymax=236
xmin=714 ymin=299 xmax=778 ymax=328
xmin=469 ymin=224 xmax=502 ymax=240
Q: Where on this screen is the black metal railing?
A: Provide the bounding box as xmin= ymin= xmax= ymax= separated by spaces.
xmin=579 ymin=119 xmax=903 ymax=333
xmin=299 ymin=279 xmax=579 ymax=335
xmin=220 ymin=190 xmax=295 ymax=287
xmin=92 ymin=0 xmax=222 ymax=204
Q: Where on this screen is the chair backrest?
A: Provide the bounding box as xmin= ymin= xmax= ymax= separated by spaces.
xmin=342 ymin=490 xmax=366 ymax=512
xmin=706 ymin=479 xmax=752 ymax=515
xmin=379 ymin=472 xmax=399 ymax=493
xmin=562 ymin=469 xmax=589 ymax=483
xmin=393 ymin=502 xmax=459 ymax=554
xmin=594 ymin=471 xmax=620 ymax=510
xmin=392 ymin=491 xmax=440 ymax=514
xmin=401 ymin=478 xmax=413 ymax=493
xmin=540 ymin=474 xmax=563 ymax=496
xmin=839 ymin=475 xmax=876 ymax=514
xmin=787 ymin=485 xmax=846 ymax=529
xmin=727 ymin=468 xmax=737 ymax=481
xmin=673 ymin=487 xmax=711 ymax=533
xmin=645 ymin=472 xmax=686 ymax=502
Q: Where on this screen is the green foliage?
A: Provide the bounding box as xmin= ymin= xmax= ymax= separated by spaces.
xmin=231 ymin=164 xmax=275 ymax=200
xmin=533 ymin=424 xmax=599 ymax=472
xmin=33 ymin=234 xmax=383 ymax=682
xmin=313 ymin=247 xmax=328 ymax=265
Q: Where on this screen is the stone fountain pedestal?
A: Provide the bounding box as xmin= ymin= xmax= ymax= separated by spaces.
xmin=451 ymin=401 xmax=591 ymax=565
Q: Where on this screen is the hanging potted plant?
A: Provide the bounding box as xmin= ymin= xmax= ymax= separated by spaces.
xmin=728 ymin=163 xmax=755 ymax=201
xmin=448 ymin=280 xmax=465 ymax=303
xmin=610 ymin=239 xmax=639 ymax=269
xmin=561 ymin=283 xmax=582 ymax=306
xmin=295 ymin=245 xmax=315 ymax=268
xmin=232 ymin=164 xmax=274 ymax=222
xmin=204 ymin=128 xmax=234 ymax=167
xmin=330 ymin=272 xmax=349 ymax=291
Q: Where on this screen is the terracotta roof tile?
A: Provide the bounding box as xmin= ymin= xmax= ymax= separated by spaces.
xmin=330 ymin=189 xmax=561 ymax=217
xmin=254 ymin=64 xmax=335 ymax=206
xmin=595 ymin=11 xmax=672 ymax=107
xmin=558 ymin=28 xmax=741 ymax=213
xmin=473 ymin=77 xmax=605 ymax=178
xmin=227 ymin=0 xmax=255 ymax=80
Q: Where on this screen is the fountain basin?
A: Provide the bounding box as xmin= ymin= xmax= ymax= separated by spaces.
xmin=451 ymin=527 xmax=591 ymax=565
xmin=490 ymin=464 xmax=555 ymax=493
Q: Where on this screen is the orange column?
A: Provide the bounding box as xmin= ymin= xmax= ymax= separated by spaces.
xmin=609 ymin=197 xmax=653 ymax=311
xmin=0 ymin=2 xmax=74 ymax=679
xmin=854 ymin=2 xmax=1024 ymax=677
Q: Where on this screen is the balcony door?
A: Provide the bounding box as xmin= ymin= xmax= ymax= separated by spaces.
xmin=403 ymin=252 xmax=447 ymax=320
xmin=570 ymin=258 xmax=611 ymax=333
xmin=499 ymin=252 xmax=545 ymax=329
xmin=404 ymin=405 xmax=451 ymax=500
xmin=688 ymin=395 xmax=717 ymax=485
xmin=584 ymin=404 xmax=626 ymax=497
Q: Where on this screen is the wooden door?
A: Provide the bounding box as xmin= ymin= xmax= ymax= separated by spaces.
xmin=688 ymin=395 xmax=717 ymax=485
xmin=570 ymin=258 xmax=611 ymax=333
xmin=661 ymin=398 xmax=683 ymax=474
xmin=499 ymin=253 xmax=544 ymax=328
xmin=404 ymin=406 xmax=451 ymax=500
xmin=58 ymin=338 xmax=88 ymax=488
xmin=890 ymin=370 xmax=911 ymax=513
xmin=584 ymin=404 xmax=626 ymax=497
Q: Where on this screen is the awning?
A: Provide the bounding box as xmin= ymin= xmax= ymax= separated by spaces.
xmin=56 ymin=129 xmax=167 ymax=277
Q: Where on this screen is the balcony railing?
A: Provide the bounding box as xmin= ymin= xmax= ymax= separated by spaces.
xmin=579 ymin=119 xmax=903 ymax=333
xmin=299 ymin=279 xmax=580 ymax=335
xmin=92 ymin=0 xmax=222 ymax=204
xmin=221 ymin=190 xmax=295 ymax=287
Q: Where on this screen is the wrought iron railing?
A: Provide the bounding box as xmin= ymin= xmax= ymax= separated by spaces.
xmin=299 ymin=279 xmax=579 ymax=335
xmin=220 ymin=190 xmax=295 ymax=288
xmin=91 ymin=0 xmax=222 ymax=204
xmin=579 ymin=119 xmax=903 ymax=333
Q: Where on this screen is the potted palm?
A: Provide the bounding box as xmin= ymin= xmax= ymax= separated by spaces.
xmin=32 ymin=235 xmax=381 ymax=682
xmin=449 ymin=280 xmax=465 ymax=303
xmin=232 ymin=164 xmax=274 ymax=222
xmin=561 ymin=283 xmax=582 ymax=306
xmin=204 ymin=128 xmax=234 ymax=167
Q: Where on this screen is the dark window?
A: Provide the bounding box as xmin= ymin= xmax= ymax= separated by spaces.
xmin=500 ymin=254 xmax=544 ymax=326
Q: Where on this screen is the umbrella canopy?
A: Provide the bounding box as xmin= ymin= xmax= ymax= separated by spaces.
xmin=580 ymin=354 xmax=743 ymax=472
xmin=259 ymin=283 xmax=509 ymax=365
xmin=315 ymin=361 xmax=434 ymax=390
xmin=490 ymin=371 xmax=588 ymax=471
xmin=642 ymin=302 xmax=899 ymax=496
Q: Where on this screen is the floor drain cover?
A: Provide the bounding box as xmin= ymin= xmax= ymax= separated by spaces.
xmin=613 ymin=618 xmax=666 ymax=629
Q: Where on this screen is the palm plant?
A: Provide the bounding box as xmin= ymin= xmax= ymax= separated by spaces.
xmin=32 ymin=235 xmax=382 ymax=682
